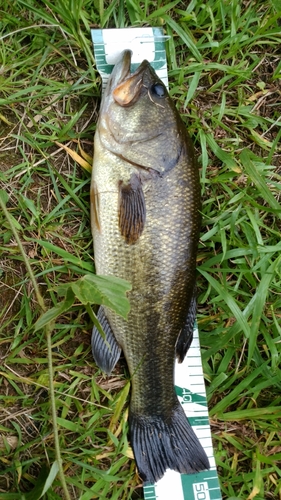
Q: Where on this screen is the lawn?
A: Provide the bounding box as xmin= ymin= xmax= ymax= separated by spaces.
xmin=0 ymin=1 xmax=281 ymax=499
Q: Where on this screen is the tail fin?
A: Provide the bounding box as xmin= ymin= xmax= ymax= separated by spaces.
xmin=129 ymin=402 xmax=209 ymax=483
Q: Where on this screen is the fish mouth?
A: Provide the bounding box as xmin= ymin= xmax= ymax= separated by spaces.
xmin=111 ymin=50 xmax=133 ymax=87
xmin=111 ymin=50 xmax=149 ymax=107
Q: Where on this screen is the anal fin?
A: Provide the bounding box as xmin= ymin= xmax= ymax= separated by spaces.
xmin=91 ymin=307 xmax=121 ymax=374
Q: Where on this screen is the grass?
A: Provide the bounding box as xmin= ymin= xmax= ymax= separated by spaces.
xmin=0 ymin=0 xmax=281 ymax=499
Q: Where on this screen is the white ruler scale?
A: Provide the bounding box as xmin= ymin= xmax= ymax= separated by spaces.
xmin=90 ymin=27 xmax=222 ymax=500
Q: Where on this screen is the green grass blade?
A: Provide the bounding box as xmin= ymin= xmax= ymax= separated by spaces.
xmin=240 ymin=149 xmax=281 ymax=217
xmin=162 ymin=15 xmax=203 ymax=62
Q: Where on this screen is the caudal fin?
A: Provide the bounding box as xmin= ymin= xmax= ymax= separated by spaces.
xmin=129 ymin=402 xmax=210 ymax=483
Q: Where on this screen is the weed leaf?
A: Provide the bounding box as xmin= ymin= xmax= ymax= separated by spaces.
xmin=69 ymin=274 xmax=131 ymax=319
xmin=35 ymin=289 xmax=75 ymax=331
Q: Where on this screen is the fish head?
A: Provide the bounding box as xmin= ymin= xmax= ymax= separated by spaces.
xmin=98 ymin=50 xmax=189 ymax=175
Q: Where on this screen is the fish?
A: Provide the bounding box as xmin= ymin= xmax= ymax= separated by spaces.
xmin=90 ymin=49 xmax=210 ymax=483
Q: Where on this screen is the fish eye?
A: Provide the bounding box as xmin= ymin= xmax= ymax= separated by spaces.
xmin=151 ymin=83 xmax=166 ymax=98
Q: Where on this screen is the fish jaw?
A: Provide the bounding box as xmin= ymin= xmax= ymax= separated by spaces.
xmin=101 ymin=50 xmax=132 ymax=107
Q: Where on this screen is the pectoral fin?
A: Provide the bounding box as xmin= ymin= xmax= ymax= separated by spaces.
xmin=118 ymin=174 xmax=146 ymax=244
xmin=91 ymin=307 xmax=121 ymax=374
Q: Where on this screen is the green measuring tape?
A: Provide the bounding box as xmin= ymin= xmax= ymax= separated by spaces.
xmin=144 ymin=469 xmax=221 ymax=500
xmin=91 ymin=27 xmax=222 ymax=500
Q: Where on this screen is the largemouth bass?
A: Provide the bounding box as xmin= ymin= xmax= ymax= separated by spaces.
xmin=90 ymin=50 xmax=209 ymax=483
